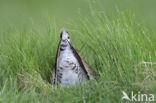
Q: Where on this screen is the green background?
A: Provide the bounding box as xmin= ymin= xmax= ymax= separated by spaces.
xmin=0 ymin=0 xmax=156 ymax=103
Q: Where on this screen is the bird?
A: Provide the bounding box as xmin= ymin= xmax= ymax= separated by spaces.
xmin=50 ymin=29 xmax=97 ymax=87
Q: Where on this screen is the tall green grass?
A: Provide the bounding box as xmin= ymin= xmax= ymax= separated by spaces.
xmin=0 ymin=5 xmax=156 ymax=103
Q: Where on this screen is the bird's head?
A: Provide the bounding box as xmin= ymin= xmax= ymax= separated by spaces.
xmin=60 ymin=29 xmax=70 ymax=50
xmin=60 ymin=29 xmax=70 ymax=42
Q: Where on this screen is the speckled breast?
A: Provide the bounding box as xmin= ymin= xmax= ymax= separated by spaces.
xmin=56 ymin=45 xmax=87 ymax=86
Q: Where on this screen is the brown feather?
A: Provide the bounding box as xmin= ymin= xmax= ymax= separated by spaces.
xmin=75 ymin=50 xmax=97 ymax=79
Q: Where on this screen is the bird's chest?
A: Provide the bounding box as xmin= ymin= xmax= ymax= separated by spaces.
xmin=58 ymin=49 xmax=78 ymax=68
xmin=57 ymin=48 xmax=80 ymax=86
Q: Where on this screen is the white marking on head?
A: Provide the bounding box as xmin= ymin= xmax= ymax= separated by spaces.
xmin=60 ymin=29 xmax=70 ymax=42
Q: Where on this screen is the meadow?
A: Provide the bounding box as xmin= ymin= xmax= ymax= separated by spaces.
xmin=0 ymin=0 xmax=156 ymax=103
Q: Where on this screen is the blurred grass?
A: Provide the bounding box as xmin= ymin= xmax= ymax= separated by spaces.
xmin=0 ymin=0 xmax=156 ymax=103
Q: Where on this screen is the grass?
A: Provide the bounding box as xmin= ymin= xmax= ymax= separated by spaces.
xmin=0 ymin=1 xmax=156 ymax=103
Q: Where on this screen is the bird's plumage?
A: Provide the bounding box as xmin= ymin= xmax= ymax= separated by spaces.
xmin=50 ymin=29 xmax=97 ymax=87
